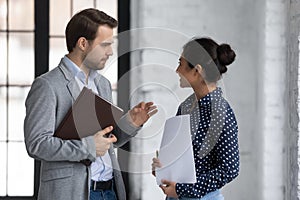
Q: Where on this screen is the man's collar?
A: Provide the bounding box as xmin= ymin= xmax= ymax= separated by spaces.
xmin=62 ymin=55 xmax=98 ymax=83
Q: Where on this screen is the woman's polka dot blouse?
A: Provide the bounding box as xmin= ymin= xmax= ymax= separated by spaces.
xmin=175 ymin=87 xmax=239 ymax=198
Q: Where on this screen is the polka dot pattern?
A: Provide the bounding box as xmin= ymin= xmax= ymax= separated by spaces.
xmin=175 ymin=87 xmax=240 ymax=198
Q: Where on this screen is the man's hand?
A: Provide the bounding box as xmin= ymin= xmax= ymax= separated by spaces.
xmin=160 ymin=179 xmax=178 ymax=198
xmin=129 ymin=102 xmax=158 ymax=127
xmin=93 ymin=126 xmax=117 ymax=156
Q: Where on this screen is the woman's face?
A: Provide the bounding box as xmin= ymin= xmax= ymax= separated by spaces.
xmin=176 ymin=56 xmax=196 ymax=88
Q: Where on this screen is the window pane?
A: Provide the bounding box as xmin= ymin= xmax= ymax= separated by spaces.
xmin=99 ymin=56 xmax=118 ymax=89
xmin=95 ymin=0 xmax=118 ymax=86
xmin=0 ymin=87 xmax=7 ymax=141
xmin=96 ymin=0 xmax=118 ymax=19
xmin=0 ymin=33 xmax=7 ymax=84
xmin=8 ymin=33 xmax=34 ymax=85
xmin=0 ymin=0 xmax=7 ymax=30
xmin=8 ymin=87 xmax=30 ymax=141
xmin=112 ymin=90 xmax=117 ymax=105
xmin=49 ymin=38 xmax=67 ymax=71
xmin=50 ymin=0 xmax=71 ymax=36
xmin=8 ymin=0 xmax=34 ymax=30
xmin=73 ymin=0 xmax=94 ymax=14
xmin=7 ymin=142 xmax=34 ymax=196
xmin=0 ymin=142 xmax=7 ymax=196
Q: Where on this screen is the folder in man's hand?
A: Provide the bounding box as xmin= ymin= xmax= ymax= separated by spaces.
xmin=54 ymin=87 xmax=124 ymax=140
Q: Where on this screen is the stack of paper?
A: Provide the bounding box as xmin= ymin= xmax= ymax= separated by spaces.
xmin=156 ymin=115 xmax=196 ymax=185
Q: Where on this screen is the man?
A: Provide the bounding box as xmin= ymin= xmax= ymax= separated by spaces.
xmin=24 ymin=8 xmax=156 ymax=200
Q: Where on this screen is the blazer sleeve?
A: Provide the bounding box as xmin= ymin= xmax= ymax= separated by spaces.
xmin=97 ymin=76 xmax=141 ymax=148
xmin=113 ymin=113 xmax=141 ymax=147
xmin=24 ymin=77 xmax=96 ymax=162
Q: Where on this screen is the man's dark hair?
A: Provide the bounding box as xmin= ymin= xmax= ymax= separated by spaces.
xmin=65 ymin=8 xmax=118 ymax=52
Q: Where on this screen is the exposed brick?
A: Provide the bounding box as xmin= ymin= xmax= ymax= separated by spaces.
xmin=129 ymin=0 xmax=300 ymax=199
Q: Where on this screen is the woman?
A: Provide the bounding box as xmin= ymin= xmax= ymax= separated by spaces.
xmin=152 ymin=37 xmax=239 ymax=200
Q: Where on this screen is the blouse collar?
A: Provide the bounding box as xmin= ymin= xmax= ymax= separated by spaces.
xmin=198 ymin=87 xmax=223 ymax=107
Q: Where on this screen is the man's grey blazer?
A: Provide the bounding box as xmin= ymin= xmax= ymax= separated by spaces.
xmin=24 ymin=59 xmax=138 ymax=200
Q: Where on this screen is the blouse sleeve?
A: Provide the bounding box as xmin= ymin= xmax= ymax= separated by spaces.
xmin=175 ymin=106 xmax=240 ymax=198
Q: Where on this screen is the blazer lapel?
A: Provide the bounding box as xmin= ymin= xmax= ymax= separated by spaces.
xmin=94 ymin=75 xmax=112 ymax=102
xmin=58 ymin=59 xmax=81 ymax=101
xmin=95 ymin=76 xmax=104 ymax=98
xmin=67 ymin=80 xmax=81 ymax=101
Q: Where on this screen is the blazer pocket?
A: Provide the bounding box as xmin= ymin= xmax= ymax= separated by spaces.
xmin=41 ymin=166 xmax=73 ymax=182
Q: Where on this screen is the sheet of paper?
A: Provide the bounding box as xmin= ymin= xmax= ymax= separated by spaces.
xmin=156 ymin=114 xmax=196 ymax=185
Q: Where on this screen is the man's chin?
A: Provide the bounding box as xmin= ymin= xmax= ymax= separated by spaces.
xmin=93 ymin=63 xmax=106 ymax=70
xmin=98 ymin=65 xmax=105 ymax=70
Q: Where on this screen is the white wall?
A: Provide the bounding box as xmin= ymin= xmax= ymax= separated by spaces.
xmin=287 ymin=0 xmax=300 ymax=199
xmin=260 ymin=1 xmax=288 ymax=199
xmin=127 ymin=0 xmax=291 ymax=199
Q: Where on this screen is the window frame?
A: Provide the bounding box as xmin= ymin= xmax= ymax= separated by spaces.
xmin=0 ymin=0 xmax=43 ymax=199
xmin=0 ymin=0 xmax=131 ymax=198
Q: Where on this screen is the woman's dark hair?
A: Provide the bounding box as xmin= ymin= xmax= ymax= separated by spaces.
xmin=65 ymin=8 xmax=118 ymax=52
xmin=182 ymin=37 xmax=236 ymax=82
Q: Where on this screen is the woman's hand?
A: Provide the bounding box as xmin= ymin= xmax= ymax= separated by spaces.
xmin=160 ymin=179 xmax=178 ymax=198
xmin=151 ymin=159 xmax=178 ymax=198
xmin=151 ymin=157 xmax=162 ymax=176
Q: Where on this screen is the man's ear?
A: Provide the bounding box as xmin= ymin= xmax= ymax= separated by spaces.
xmin=77 ymin=37 xmax=89 ymax=51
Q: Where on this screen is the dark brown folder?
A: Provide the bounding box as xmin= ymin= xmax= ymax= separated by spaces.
xmin=54 ymin=87 xmax=124 ymax=140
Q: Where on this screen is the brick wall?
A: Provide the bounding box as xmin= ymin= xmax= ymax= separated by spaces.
xmin=261 ymin=0 xmax=288 ymax=199
xmin=287 ymin=0 xmax=300 ymax=199
xmin=127 ymin=0 xmax=296 ymax=199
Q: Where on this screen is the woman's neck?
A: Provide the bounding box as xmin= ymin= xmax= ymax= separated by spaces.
xmin=193 ymin=82 xmax=217 ymax=100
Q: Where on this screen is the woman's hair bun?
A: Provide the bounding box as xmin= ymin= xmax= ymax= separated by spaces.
xmin=217 ymin=44 xmax=236 ymax=66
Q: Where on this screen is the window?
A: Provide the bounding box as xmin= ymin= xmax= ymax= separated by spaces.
xmin=49 ymin=0 xmax=118 ymax=103
xmin=0 ymin=0 xmax=35 ymax=197
xmin=0 ymin=0 xmax=118 ymax=198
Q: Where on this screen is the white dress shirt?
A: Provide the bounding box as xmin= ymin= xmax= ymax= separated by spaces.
xmin=63 ymin=56 xmax=113 ymax=181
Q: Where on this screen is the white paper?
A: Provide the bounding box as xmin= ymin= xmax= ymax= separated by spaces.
xmin=156 ymin=115 xmax=196 ymax=185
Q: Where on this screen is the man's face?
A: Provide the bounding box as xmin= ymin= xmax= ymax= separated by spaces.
xmin=83 ymin=25 xmax=114 ymax=70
